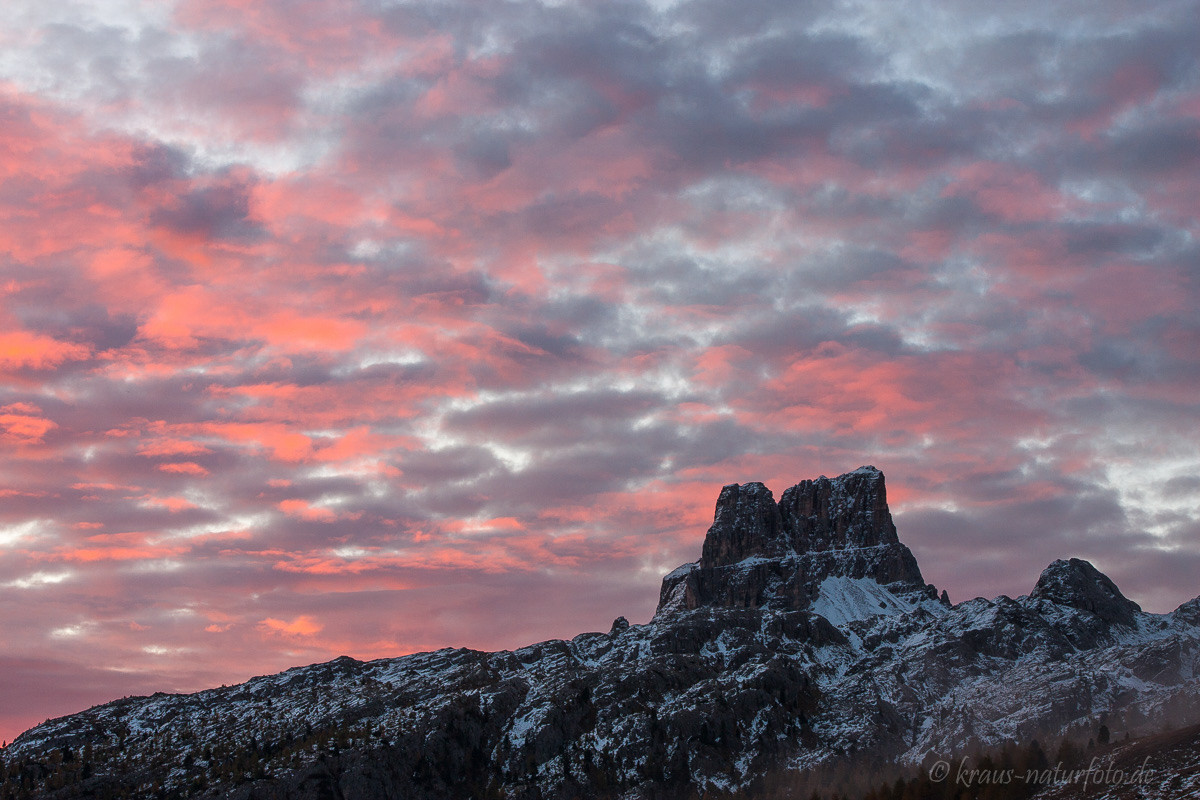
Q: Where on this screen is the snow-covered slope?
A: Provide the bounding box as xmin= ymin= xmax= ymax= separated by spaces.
xmin=3 ymin=468 xmax=1198 ymax=800
xmin=810 ymin=573 xmax=944 ymax=628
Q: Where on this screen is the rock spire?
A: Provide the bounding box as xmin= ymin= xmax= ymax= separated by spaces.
xmin=656 ymin=466 xmax=938 ymax=617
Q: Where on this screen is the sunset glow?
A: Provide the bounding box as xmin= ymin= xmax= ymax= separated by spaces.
xmin=1 ymin=0 xmax=1198 ymax=745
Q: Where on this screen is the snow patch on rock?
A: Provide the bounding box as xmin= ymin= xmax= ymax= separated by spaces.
xmin=811 ymin=575 xmax=911 ymax=628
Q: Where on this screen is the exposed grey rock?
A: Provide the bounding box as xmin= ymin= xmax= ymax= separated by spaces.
xmin=656 ymin=467 xmax=932 ymax=617
xmin=777 ymin=465 xmax=897 ymax=551
xmin=700 ymin=481 xmax=784 ymax=567
xmin=1030 ymin=557 xmax=1142 ymax=627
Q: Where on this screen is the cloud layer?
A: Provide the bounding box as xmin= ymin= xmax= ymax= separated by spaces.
xmin=1 ymin=0 xmax=1198 ymax=743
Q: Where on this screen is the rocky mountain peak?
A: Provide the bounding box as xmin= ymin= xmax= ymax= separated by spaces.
xmin=700 ymin=481 xmax=784 ymax=567
xmin=657 ymin=467 xmax=935 ymax=618
xmin=778 ymin=464 xmax=898 ymax=551
xmin=1030 ymin=557 xmax=1142 ymax=627
xmin=699 ymin=466 xmax=897 ymax=568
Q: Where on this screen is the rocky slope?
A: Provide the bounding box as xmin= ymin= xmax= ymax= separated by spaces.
xmin=1030 ymin=723 xmax=1200 ymax=800
xmin=3 ymin=467 xmax=1199 ymax=799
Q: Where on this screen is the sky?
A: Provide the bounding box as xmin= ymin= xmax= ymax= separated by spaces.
xmin=0 ymin=0 xmax=1198 ymax=744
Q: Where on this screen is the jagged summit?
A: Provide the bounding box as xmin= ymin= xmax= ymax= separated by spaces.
xmin=699 ymin=480 xmax=783 ymax=567
xmin=779 ymin=464 xmax=898 ymax=552
xmin=697 ymin=466 xmax=899 ymax=568
xmin=1031 ymin=557 xmax=1142 ymax=627
xmin=656 ymin=466 xmax=939 ymax=619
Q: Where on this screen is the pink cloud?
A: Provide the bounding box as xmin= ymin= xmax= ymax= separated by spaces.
xmin=157 ymin=462 xmax=210 ymax=476
xmin=0 ymin=332 xmax=90 ymax=370
xmin=943 ymin=162 xmax=1069 ymax=224
xmin=258 ymin=615 xmax=323 ymax=637
xmin=277 ymin=498 xmax=337 ymax=522
xmin=0 ymin=403 xmax=57 ymax=444
xmin=139 ymin=439 xmax=212 ymax=457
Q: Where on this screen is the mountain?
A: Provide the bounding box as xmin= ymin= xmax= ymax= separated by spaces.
xmin=1030 ymin=722 xmax=1200 ymax=800
xmin=656 ymin=466 xmax=940 ymax=618
xmin=3 ymin=467 xmax=1199 ymax=799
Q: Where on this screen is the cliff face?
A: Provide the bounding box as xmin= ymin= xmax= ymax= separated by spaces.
xmin=5 ymin=467 xmax=1200 ymax=800
xmin=657 ymin=466 xmax=935 ymax=616
xmin=777 ymin=465 xmax=899 ymax=552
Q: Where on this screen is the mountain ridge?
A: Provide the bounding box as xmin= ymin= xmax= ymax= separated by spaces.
xmin=3 ymin=467 xmax=1198 ymax=799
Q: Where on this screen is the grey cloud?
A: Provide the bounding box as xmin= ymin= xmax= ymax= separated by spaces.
xmin=396 ymin=446 xmax=502 ymax=486
xmin=1062 ymin=222 xmax=1167 ymax=258
xmin=670 ymin=416 xmax=762 ymax=467
xmin=149 ymin=173 xmax=263 ymax=242
xmin=619 ymin=251 xmax=774 ymax=308
xmin=31 ymin=22 xmax=139 ymax=104
xmin=720 ymin=305 xmax=904 ymax=361
xmin=724 ymin=31 xmax=877 ymax=89
xmin=452 ymin=129 xmax=514 ymax=180
xmin=442 ymin=389 xmax=667 ymax=443
xmin=676 ymin=0 xmax=836 ymax=41
xmin=899 ymin=485 xmax=1136 ymax=604
xmin=48 ymin=376 xmax=216 ymax=431
xmin=479 ymin=442 xmax=672 ymax=511
xmin=830 ymin=100 xmax=979 ymax=170
xmin=1162 ymin=475 xmax=1200 ymax=499
xmin=787 ymin=247 xmax=919 ymax=292
xmin=19 ymin=304 xmax=139 ymax=352
xmin=534 ymin=295 xmax=622 ymax=336
xmin=161 ymin=34 xmax=302 ymax=115
xmin=1107 ymin=118 xmax=1200 ymax=174
xmin=123 ymin=143 xmax=191 ymax=188
xmin=508 ymin=191 xmax=635 ymax=244
xmin=1080 ymin=320 xmax=1200 ymax=385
